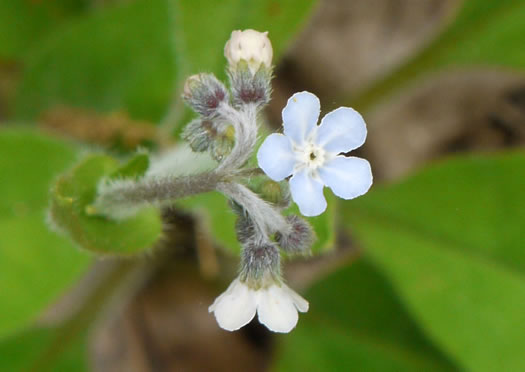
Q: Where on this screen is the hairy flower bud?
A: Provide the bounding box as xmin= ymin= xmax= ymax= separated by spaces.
xmin=182 ymin=73 xmax=228 ymax=117
xmin=182 ymin=118 xmax=234 ymax=161
xmin=229 ymin=63 xmax=272 ymax=106
xmin=240 ymin=241 xmax=280 ymax=286
xmin=224 ymin=29 xmax=273 ymax=74
xmin=275 ymin=215 xmax=314 ymax=255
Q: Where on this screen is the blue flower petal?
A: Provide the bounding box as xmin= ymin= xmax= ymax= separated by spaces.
xmin=316 ymin=107 xmax=367 ymax=153
xmin=282 ymin=91 xmax=320 ymax=146
xmin=289 ymin=169 xmax=327 ymax=217
xmin=257 ymin=133 xmax=296 ymax=181
xmin=319 ymin=156 xmax=372 ymax=200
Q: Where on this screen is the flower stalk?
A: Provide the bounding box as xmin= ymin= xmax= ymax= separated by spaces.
xmin=88 ymin=28 xmax=371 ymax=334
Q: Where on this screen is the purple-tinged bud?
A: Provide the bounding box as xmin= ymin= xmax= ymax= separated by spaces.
xmin=229 ymin=62 xmax=272 ymax=107
xmin=275 ymin=215 xmax=314 ymax=255
xmin=182 ymin=73 xmax=228 ymax=118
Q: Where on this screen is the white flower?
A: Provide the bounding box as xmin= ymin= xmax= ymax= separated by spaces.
xmin=257 ymin=91 xmax=373 ymax=217
xmin=224 ymin=29 xmax=273 ymax=74
xmin=208 ymin=277 xmax=309 ymax=333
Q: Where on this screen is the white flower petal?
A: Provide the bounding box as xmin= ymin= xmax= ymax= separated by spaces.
xmin=282 ymin=283 xmax=309 ymax=313
xmin=257 ymin=133 xmax=296 ymax=181
xmin=209 ymin=279 xmax=257 ymax=331
xmin=289 ymin=169 xmax=327 ymax=217
xmin=319 ymin=156 xmax=373 ymax=200
xmin=257 ymin=285 xmax=299 ymax=333
xmin=316 ymin=107 xmax=367 ymax=153
xmin=282 ymin=91 xmax=320 ymax=146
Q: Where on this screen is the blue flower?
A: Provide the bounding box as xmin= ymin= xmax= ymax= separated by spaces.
xmin=257 ymin=91 xmax=373 ymax=216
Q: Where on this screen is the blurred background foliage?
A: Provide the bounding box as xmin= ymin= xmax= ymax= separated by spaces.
xmin=0 ymin=0 xmax=524 ymax=371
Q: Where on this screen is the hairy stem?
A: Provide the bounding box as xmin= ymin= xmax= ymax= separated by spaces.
xmin=215 ymin=103 xmax=258 ymax=172
xmin=217 ymin=182 xmax=288 ymax=238
xmin=93 ymin=172 xmax=225 ymax=219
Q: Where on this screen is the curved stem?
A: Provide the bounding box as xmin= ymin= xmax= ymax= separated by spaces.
xmin=215 ymin=103 xmax=258 ymax=172
xmin=216 ymin=182 xmax=288 ymax=237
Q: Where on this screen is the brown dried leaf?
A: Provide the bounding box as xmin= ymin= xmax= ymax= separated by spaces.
xmin=364 ymin=70 xmax=525 ymax=181
xmin=268 ymin=0 xmax=461 ymax=123
xmin=39 ymin=106 xmax=159 ymax=149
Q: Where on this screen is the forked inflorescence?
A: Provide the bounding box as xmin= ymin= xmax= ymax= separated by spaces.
xmin=93 ymin=29 xmax=372 ymax=333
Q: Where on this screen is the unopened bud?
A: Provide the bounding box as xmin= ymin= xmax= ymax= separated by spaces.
xmin=182 ymin=73 xmax=228 ymax=117
xmin=259 ymin=179 xmax=290 ymax=207
xmin=229 ymin=63 xmax=272 ymax=106
xmin=182 ymin=118 xmax=234 ymax=161
xmin=183 ymin=74 xmax=201 ymax=97
xmin=276 ymin=215 xmax=314 ymax=255
xmin=224 ymin=29 xmax=273 ymax=74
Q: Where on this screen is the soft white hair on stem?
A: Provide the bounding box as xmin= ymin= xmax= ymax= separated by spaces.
xmin=93 ymin=172 xmax=224 ymax=219
xmin=217 ymin=182 xmax=289 ymax=238
xmin=215 ymin=103 xmax=258 ymax=172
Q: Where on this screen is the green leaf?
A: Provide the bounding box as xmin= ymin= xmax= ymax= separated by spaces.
xmin=0 ymin=260 xmax=134 ymax=371
xmin=0 ymin=129 xmax=90 ymax=340
xmin=274 ymin=258 xmax=458 ymax=371
xmin=0 ymin=327 xmax=88 ymax=372
xmin=0 ymin=0 xmax=89 ymax=58
xmin=353 ymin=0 xmax=525 ymax=110
xmin=49 ymin=153 xmax=163 ymax=255
xmin=343 ymin=151 xmax=525 ymax=371
xmin=14 ymin=0 xmax=176 ymax=122
xmin=13 ymin=0 xmax=316 ymax=132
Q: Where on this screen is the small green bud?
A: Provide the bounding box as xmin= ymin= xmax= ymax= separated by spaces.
xmin=182 ymin=119 xmax=234 ymax=161
xmin=259 ymin=180 xmax=284 ymax=205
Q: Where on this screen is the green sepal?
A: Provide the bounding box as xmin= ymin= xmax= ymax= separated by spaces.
xmin=49 ymin=154 xmax=162 ymax=255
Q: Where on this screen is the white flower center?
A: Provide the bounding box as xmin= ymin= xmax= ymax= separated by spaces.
xmin=295 ymin=142 xmax=326 ymax=171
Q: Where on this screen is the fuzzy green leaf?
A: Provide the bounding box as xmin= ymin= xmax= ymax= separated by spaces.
xmin=49 ymin=154 xmax=163 ymax=255
xmin=109 ymin=152 xmax=149 ymax=180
